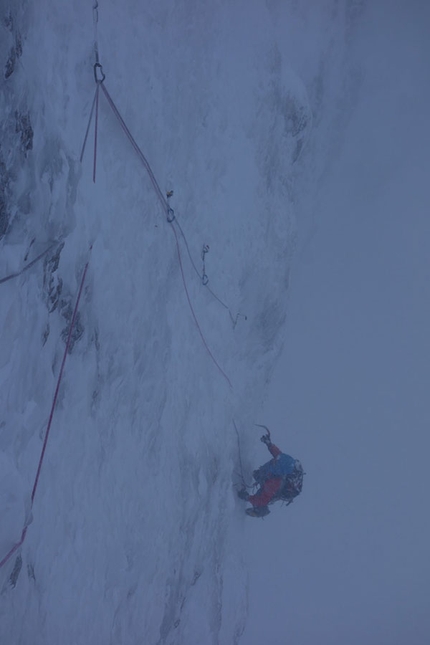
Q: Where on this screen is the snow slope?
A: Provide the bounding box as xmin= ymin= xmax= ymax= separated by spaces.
xmin=1 ymin=1 xmax=311 ymax=643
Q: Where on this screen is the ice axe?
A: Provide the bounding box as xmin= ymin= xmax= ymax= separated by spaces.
xmin=255 ymin=424 xmax=271 ymax=441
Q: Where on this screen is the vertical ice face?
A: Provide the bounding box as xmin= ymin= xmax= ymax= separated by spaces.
xmin=0 ymin=451 xmax=27 ymax=570
xmin=0 ymin=1 xmax=315 ymax=643
xmin=1 ymin=3 xmax=28 ymax=239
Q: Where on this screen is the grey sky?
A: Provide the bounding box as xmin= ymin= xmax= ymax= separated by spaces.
xmin=243 ymin=2 xmax=430 ymax=644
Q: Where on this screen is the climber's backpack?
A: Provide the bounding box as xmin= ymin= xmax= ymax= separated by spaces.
xmin=276 ymin=460 xmax=304 ymax=505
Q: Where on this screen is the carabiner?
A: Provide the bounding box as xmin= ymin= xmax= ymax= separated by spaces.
xmin=93 ymin=62 xmax=106 ymax=84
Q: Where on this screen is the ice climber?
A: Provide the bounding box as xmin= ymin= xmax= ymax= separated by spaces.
xmin=238 ymin=428 xmax=303 ymax=518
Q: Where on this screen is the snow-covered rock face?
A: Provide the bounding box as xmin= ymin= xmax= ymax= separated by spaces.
xmin=0 ymin=0 xmax=312 ymax=643
xmin=0 ymin=451 xmax=27 ymax=561
xmin=0 ymin=4 xmax=31 ymax=240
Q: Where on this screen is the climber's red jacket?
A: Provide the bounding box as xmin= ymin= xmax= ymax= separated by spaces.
xmin=248 ymin=443 xmax=283 ymax=507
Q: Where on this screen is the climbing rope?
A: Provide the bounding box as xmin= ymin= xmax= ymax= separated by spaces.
xmin=171 ymin=223 xmax=232 ymax=387
xmin=100 ymin=83 xmax=170 ymax=213
xmin=0 ymin=250 xmax=91 ymax=570
xmin=93 ymin=82 xmax=100 ymax=182
xmin=174 ymin=219 xmax=247 ymax=328
xmin=92 ymin=1 xmax=100 ymax=65
xmin=79 ymin=87 xmax=98 ymax=165
xmin=79 ymin=2 xmax=104 ymax=182
xmin=0 ymin=241 xmax=60 ymax=286
xmin=81 ymin=64 xmax=232 ymax=387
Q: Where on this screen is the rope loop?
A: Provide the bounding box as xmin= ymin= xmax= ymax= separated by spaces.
xmin=167 ymin=207 xmax=175 ymax=223
xmin=202 ymin=274 xmax=209 ymax=286
xmin=94 ymin=62 xmax=105 ymax=84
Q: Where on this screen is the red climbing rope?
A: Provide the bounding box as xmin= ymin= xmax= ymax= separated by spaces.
xmin=0 ymin=253 xmax=91 ymax=570
xmin=100 ymin=83 xmax=168 ymax=209
xmin=31 ymin=256 xmax=91 ymax=504
xmin=0 ymin=527 xmax=28 ymax=570
xmin=0 ymin=241 xmax=59 ymax=286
